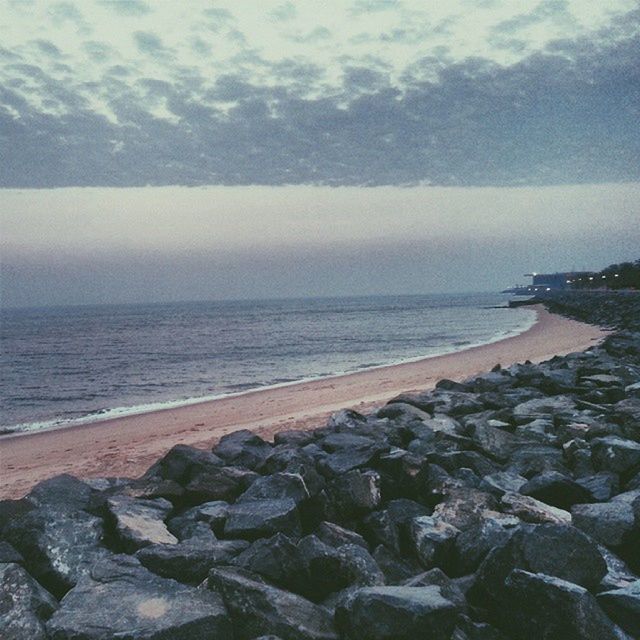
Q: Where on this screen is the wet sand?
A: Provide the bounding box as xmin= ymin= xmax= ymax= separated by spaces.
xmin=0 ymin=306 xmax=606 ymax=499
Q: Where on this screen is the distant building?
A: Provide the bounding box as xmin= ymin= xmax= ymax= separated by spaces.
xmin=502 ymin=271 xmax=596 ymax=294
xmin=528 ymin=272 xmax=596 ymax=290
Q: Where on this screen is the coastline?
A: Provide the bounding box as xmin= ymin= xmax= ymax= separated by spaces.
xmin=0 ymin=305 xmax=605 ymax=499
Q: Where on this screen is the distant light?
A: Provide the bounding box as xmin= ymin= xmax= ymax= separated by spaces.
xmin=546 ymin=287 xmax=551 ymax=291
xmin=566 ymin=280 xmax=571 ymax=283
xmin=532 ymin=272 xmax=537 ymax=276
xmin=615 ymin=274 xmax=619 ymax=277
xmin=589 ymin=277 xmax=594 ymax=280
xmin=602 ymin=275 xmax=606 ymax=279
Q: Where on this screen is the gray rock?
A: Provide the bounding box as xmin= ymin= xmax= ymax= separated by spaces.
xmin=471 ymin=424 xmax=520 ymax=462
xmin=500 ymin=492 xmax=572 ymax=525
xmin=224 ymin=499 xmax=301 ymax=540
xmin=0 ymin=563 xmax=57 ymax=640
xmin=512 ymin=395 xmax=577 ymax=420
xmin=106 ymin=495 xmax=177 ymax=552
xmin=454 ymin=519 xmax=516 ymax=575
xmin=315 ymin=521 xmax=368 ymax=550
xmin=27 ymin=474 xmax=95 ymax=511
xmin=576 ymin=472 xmax=620 ymax=502
xmin=47 ymin=554 xmax=232 ymax=639
xmin=237 ymin=472 xmax=310 ymax=505
xmin=213 ymin=429 xmax=272 ymax=470
xmin=592 ymin=437 xmax=640 ymax=477
xmin=234 ymin=533 xmax=303 ymax=591
xmin=208 ymin=566 xmax=337 ymax=640
xmin=597 ymin=580 xmax=640 ymax=637
xmin=521 ymin=471 xmax=593 ymax=510
xmin=184 ymin=465 xmax=258 ymax=504
xmin=169 ymin=500 xmax=229 ymax=538
xmin=501 ymin=570 xmax=628 ymax=640
xmin=409 ymin=516 xmax=460 ymax=571
xmin=479 ymin=471 xmax=528 ymax=497
xmin=0 ymin=541 xmax=24 ymax=565
xmin=335 ymin=585 xmax=459 ymax=640
xmin=571 ymin=501 xmax=637 ymax=547
xmin=137 ymin=536 xmax=248 ymax=584
xmin=475 ymin=523 xmax=607 ymax=604
xmin=327 ymin=470 xmax=381 ymax=520
xmin=3 ymin=506 xmax=110 ymax=597
xmin=143 ymin=443 xmax=223 ymax=484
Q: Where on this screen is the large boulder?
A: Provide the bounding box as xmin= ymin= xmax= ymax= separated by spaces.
xmin=499 ymin=570 xmax=628 ymax=640
xmin=335 ymin=585 xmax=459 ymax=640
xmin=213 ymin=429 xmax=272 ymax=470
xmin=3 ymin=506 xmax=111 ymax=597
xmin=106 ymin=495 xmax=177 ymax=552
xmin=591 ymin=437 xmax=640 ymax=478
xmin=409 ymin=516 xmax=460 ymax=572
xmin=0 ymin=562 xmax=57 ymax=640
xmin=520 ymin=471 xmax=593 ymax=510
xmin=236 ymin=472 xmax=310 ymax=505
xmin=224 ymin=499 xmax=301 ymax=540
xmin=136 ymin=536 xmax=248 ymax=584
xmin=475 ymin=524 xmax=607 ymax=605
xmin=597 ymin=580 xmax=640 ymax=637
xmin=47 ymin=555 xmax=232 ymax=639
xmin=208 ymin=566 xmax=337 ymax=640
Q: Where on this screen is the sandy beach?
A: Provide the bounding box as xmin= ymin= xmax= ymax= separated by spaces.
xmin=0 ymin=305 xmax=606 ymax=499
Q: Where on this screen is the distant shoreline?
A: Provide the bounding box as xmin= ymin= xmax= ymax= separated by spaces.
xmin=0 ymin=305 xmax=606 ymax=499
xmin=2 ymin=304 xmax=537 ymax=437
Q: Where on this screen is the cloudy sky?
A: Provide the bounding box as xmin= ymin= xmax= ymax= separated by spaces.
xmin=1 ymin=1 xmax=639 ymax=306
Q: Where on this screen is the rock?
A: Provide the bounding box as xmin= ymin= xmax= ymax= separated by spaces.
xmin=479 ymin=471 xmax=527 ymax=497
xmin=475 ymin=524 xmax=607 ymax=605
xmin=571 ymin=501 xmax=637 ymax=547
xmin=363 ymin=499 xmax=430 ymax=554
xmin=452 ymin=614 xmax=508 ymax=639
xmin=0 ymin=563 xmax=57 ymax=640
xmin=432 ymin=487 xmax=499 ymax=530
xmin=500 ymin=569 xmax=627 ymax=640
xmin=27 ymin=474 xmax=95 ymax=511
xmin=237 ymin=472 xmax=310 ymax=505
xmin=274 ymin=430 xmax=316 ymax=447
xmin=297 ymin=536 xmax=383 ymax=601
xmin=224 ymin=499 xmax=301 ymax=540
xmin=3 ymin=506 xmax=110 ymax=597
xmin=506 ymin=444 xmax=568 ymax=477
xmin=208 ymin=566 xmax=337 ymax=640
xmin=335 ymin=585 xmax=459 ymax=640
xmin=234 ymin=533 xmax=304 ymax=592
xmin=576 ymin=472 xmax=620 ymax=502
xmin=169 ymin=500 xmax=229 ymax=537
xmin=598 ymin=545 xmax=639 ymax=590
xmin=319 ymin=440 xmax=388 ymax=476
xmin=144 ymin=443 xmax=223 ymax=484
xmin=47 ymin=554 xmax=232 ymax=639
xmin=372 ymin=544 xmax=422 ymax=584
xmin=500 ymin=492 xmax=572 ymax=525
xmin=326 ymin=470 xmax=381 ymax=521
xmin=592 ymin=437 xmax=640 ymax=478
xmin=315 ymin=521 xmax=368 ymax=550
xmin=137 ymin=536 xmax=248 ymax=584
xmin=512 ymin=395 xmax=577 ymax=421
xmin=409 ymin=516 xmax=460 ymax=571
xmin=471 ymin=424 xmax=520 ymax=462
xmin=597 ymin=580 xmax=640 ymax=637
xmin=402 ymin=568 xmax=467 ymax=609
xmin=106 ymin=495 xmax=177 ymax=552
xmin=0 ymin=541 xmax=24 ymax=564
xmin=184 ymin=465 xmax=258 ymax=504
xmin=213 ymin=429 xmax=272 ymax=470
xmin=454 ymin=519 xmax=516 ymax=575
xmin=521 ymin=471 xmax=593 ymax=509
xmin=326 ymin=408 xmax=368 ymax=429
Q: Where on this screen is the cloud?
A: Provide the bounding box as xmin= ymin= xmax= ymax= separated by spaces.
xmin=0 ymin=7 xmax=638 ymax=188
xmin=32 ymin=40 xmax=63 ymax=57
xmin=269 ymin=2 xmax=296 ymax=22
xmin=351 ymin=0 xmax=402 ymax=14
xmin=98 ymin=0 xmax=151 ymax=16
xmin=133 ymin=31 xmax=172 ymax=60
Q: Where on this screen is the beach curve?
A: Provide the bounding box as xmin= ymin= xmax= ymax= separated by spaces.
xmin=0 ymin=305 xmax=606 ymax=499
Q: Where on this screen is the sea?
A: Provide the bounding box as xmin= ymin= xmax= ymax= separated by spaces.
xmin=0 ymin=293 xmax=536 ymax=434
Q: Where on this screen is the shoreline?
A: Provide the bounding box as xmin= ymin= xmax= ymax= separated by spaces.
xmin=2 ymin=305 xmax=538 ymax=437
xmin=0 ymin=305 xmax=606 ymax=499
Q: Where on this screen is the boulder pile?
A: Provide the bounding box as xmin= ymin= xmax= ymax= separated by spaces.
xmin=1 ymin=294 xmax=639 ymax=639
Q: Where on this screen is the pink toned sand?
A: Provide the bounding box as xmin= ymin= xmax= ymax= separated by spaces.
xmin=0 ymin=306 xmax=605 ymax=499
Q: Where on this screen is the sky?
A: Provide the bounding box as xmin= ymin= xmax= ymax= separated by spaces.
xmin=1 ymin=1 xmax=639 ymax=307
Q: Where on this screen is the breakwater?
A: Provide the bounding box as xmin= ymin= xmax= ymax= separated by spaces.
xmin=1 ymin=292 xmax=639 ymax=639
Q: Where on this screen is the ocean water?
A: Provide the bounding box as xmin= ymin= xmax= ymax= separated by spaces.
xmin=0 ymin=293 xmax=535 ymax=433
